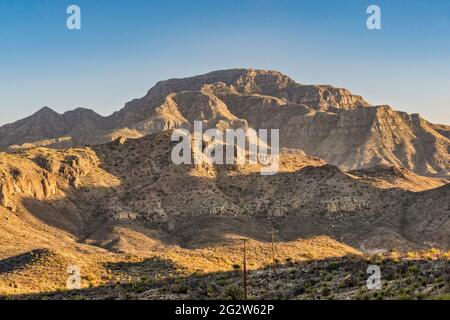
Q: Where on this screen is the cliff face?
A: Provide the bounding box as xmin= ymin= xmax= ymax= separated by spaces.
xmin=280 ymin=106 xmax=449 ymax=175
xmin=0 ymin=154 xmax=59 ymax=211
xmin=111 ymin=69 xmax=369 ymax=129
xmin=0 ymin=69 xmax=448 ymax=177
xmin=0 ymin=148 xmax=118 ymax=212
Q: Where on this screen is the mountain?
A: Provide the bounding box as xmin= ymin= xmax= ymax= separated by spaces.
xmin=0 ymin=69 xmax=448 ymax=178
xmin=0 ymin=107 xmax=107 ymax=149
xmin=1 ymin=131 xmax=448 ymax=251
xmin=0 ymin=129 xmax=448 ymax=297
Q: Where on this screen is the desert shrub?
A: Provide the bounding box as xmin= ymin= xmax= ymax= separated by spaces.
xmin=222 ymin=284 xmax=243 ymax=300
xmin=217 ymin=278 xmax=231 ymax=287
xmin=232 ymin=263 xmax=241 ymax=270
xmin=294 ymin=287 xmax=305 ymax=295
xmin=174 ymin=283 xmax=191 ymax=294
xmin=371 ymin=291 xmax=383 ymax=300
xmin=408 ymin=265 xmax=418 ymax=274
xmin=321 ymin=287 xmax=331 ymax=296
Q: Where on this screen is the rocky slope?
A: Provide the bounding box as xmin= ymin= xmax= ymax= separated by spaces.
xmin=0 ymin=132 xmax=448 ymax=297
xmin=1 ymin=132 xmax=448 ymax=253
xmin=1 ymin=69 xmax=448 ymax=178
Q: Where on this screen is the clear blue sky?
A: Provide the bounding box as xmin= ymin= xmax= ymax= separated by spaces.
xmin=1 ymin=0 xmax=449 ymax=125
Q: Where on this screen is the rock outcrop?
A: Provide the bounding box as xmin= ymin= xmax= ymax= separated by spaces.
xmin=0 ymin=148 xmax=113 ymax=211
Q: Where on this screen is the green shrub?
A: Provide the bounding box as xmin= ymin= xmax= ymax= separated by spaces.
xmin=222 ymin=284 xmax=243 ymax=300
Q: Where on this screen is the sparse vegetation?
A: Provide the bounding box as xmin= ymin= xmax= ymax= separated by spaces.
xmin=0 ymin=105 xmax=448 ymax=300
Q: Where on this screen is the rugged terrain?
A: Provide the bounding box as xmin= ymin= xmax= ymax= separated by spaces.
xmin=1 ymin=69 xmax=449 ymax=178
xmin=0 ymin=69 xmax=448 ymax=299
xmin=0 ymin=130 xmax=448 ymax=298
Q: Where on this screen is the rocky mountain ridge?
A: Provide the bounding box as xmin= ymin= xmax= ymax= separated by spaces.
xmin=0 ymin=69 xmax=448 ymax=178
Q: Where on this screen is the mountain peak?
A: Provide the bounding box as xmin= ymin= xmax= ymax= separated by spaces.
xmin=142 ymin=68 xmax=369 ymax=112
xmin=66 ymin=107 xmax=91 ymax=112
xmin=63 ymin=107 xmax=100 ymax=117
xmin=33 ymin=106 xmax=59 ymax=116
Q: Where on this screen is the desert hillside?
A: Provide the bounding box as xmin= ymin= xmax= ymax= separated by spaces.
xmin=1 ymin=69 xmax=448 ymax=178
xmin=1 ymin=131 xmax=448 ymax=251
xmin=0 ymin=131 xmax=449 ymax=298
xmin=0 ymin=70 xmax=449 ymax=299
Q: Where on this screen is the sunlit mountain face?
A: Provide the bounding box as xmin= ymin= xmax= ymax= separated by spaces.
xmin=0 ymin=1 xmax=449 ymax=302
